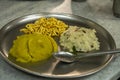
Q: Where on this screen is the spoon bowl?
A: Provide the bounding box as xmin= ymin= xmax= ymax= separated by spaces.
xmin=54 ymin=51 xmax=75 ymax=63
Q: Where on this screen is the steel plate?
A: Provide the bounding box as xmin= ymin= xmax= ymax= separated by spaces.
xmin=0 ymin=13 xmax=116 ymax=78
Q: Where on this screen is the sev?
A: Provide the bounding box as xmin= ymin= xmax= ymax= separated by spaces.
xmin=20 ymin=17 xmax=68 ymax=36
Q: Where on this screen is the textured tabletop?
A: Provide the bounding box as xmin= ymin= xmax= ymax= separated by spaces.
xmin=0 ymin=0 xmax=120 ymax=80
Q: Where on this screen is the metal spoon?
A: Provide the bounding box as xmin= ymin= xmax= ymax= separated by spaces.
xmin=54 ymin=49 xmax=120 ymax=63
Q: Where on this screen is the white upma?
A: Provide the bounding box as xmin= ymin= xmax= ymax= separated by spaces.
xmin=60 ymin=26 xmax=100 ymax=52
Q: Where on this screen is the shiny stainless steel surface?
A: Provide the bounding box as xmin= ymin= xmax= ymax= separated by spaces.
xmin=54 ymin=49 xmax=120 ymax=63
xmin=0 ymin=13 xmax=115 ymax=78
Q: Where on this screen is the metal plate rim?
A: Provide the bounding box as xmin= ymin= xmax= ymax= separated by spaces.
xmin=0 ymin=12 xmax=116 ymax=78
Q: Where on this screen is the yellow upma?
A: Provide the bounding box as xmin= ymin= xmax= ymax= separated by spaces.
xmin=9 ymin=34 xmax=58 ymax=63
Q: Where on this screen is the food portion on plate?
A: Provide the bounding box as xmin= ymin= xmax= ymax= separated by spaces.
xmin=9 ymin=17 xmax=100 ymax=63
xmin=20 ymin=17 xmax=68 ymax=37
xmin=60 ymin=26 xmax=100 ymax=52
xmin=9 ymin=34 xmax=58 ymax=63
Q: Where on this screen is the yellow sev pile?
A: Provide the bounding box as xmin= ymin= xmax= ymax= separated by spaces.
xmin=20 ymin=17 xmax=68 ymax=36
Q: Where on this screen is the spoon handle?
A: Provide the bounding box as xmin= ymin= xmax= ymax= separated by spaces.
xmin=75 ymin=49 xmax=120 ymax=58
